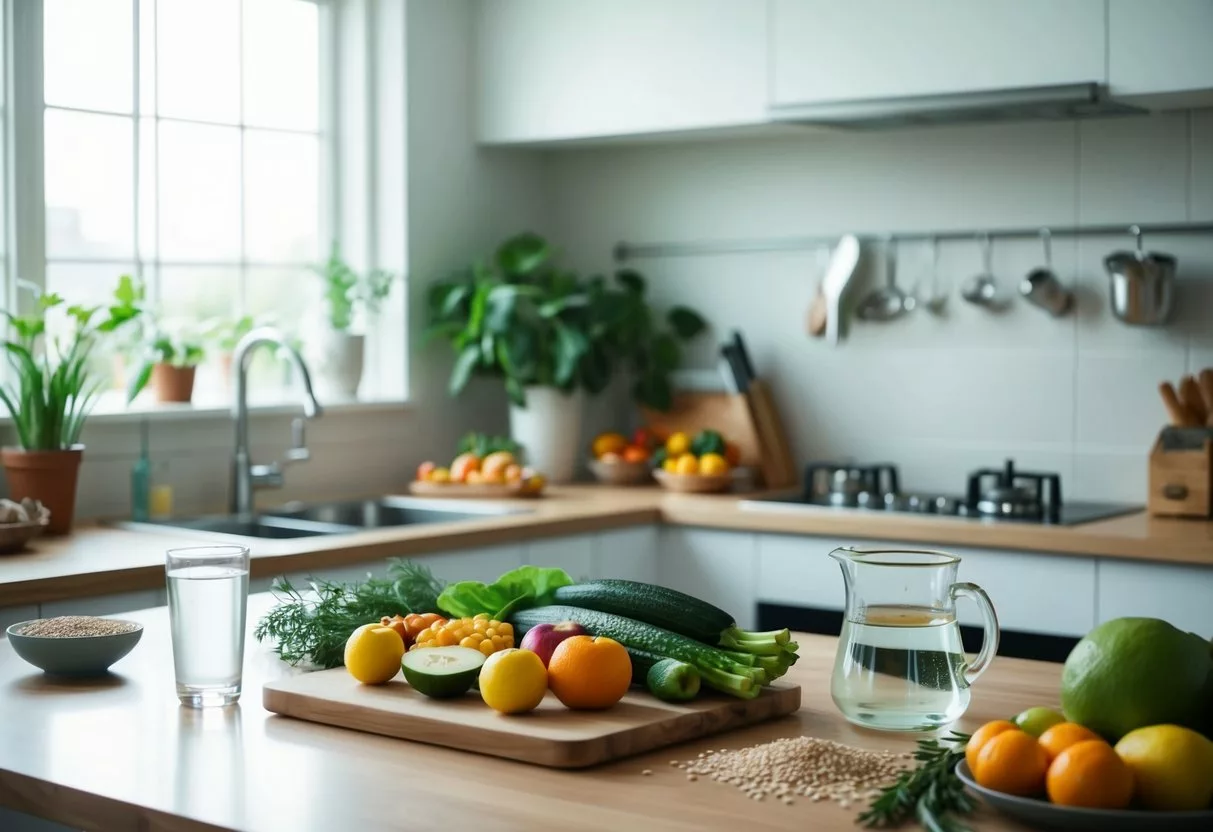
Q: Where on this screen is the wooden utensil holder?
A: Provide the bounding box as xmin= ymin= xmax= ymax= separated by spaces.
xmin=1148 ymin=429 xmax=1213 ymax=518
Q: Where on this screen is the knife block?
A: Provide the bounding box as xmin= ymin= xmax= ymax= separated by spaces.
xmin=1147 ymin=428 xmax=1213 ymax=518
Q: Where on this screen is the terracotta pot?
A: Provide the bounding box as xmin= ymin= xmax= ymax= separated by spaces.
xmin=153 ymin=364 xmax=196 ymax=403
xmin=1 ymin=446 xmax=84 ymax=535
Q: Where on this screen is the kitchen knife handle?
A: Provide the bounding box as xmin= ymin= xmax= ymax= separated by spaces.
xmin=1199 ymin=369 xmax=1213 ymax=426
xmin=1178 ymin=374 xmax=1207 ymax=425
xmin=1159 ymin=381 xmax=1199 ymax=427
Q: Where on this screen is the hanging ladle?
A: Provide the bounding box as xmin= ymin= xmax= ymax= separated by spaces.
xmin=857 ymin=238 xmax=913 ymax=321
xmin=1019 ymin=228 xmax=1073 ymax=316
xmin=961 ymin=233 xmax=1002 ymax=308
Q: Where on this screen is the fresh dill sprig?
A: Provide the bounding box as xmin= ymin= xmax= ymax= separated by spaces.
xmin=858 ymin=731 xmax=976 ymax=832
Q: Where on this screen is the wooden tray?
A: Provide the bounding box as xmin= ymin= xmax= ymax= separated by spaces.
xmin=263 ymin=670 xmax=800 ymax=769
xmin=408 ymin=481 xmax=543 ymax=499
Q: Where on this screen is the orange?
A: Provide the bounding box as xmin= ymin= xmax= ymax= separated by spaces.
xmin=974 ymin=729 xmax=1049 ymax=796
xmin=591 ymin=432 xmax=628 ymax=459
xmin=1046 ymin=739 xmax=1134 ymax=809
xmin=1039 ymin=722 xmax=1102 ymax=762
xmin=546 ymin=635 xmax=632 ymax=710
xmin=966 ymin=720 xmax=1019 ymax=773
xmin=450 ymin=453 xmax=480 ymax=483
xmin=622 ymin=445 xmax=649 ymax=464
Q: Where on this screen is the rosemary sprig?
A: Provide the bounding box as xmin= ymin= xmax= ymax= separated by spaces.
xmin=253 ymin=559 xmax=444 ymax=668
xmin=858 ymin=731 xmax=976 ymax=832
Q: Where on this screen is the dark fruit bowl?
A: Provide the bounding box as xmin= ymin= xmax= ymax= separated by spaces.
xmin=6 ymin=620 xmax=144 ymax=677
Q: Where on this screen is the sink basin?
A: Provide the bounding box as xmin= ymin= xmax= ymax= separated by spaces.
xmin=116 ymin=496 xmax=530 ymax=540
xmin=264 ymin=496 xmax=528 ymax=528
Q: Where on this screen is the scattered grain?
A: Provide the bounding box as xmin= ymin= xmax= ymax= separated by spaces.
xmin=641 ymin=769 xmax=652 ymax=776
xmin=18 ymin=617 xmax=137 ymax=638
xmin=673 ymin=736 xmax=906 ymax=810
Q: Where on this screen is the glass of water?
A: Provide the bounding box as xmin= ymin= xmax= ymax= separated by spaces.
xmin=166 ymin=545 xmax=250 ymax=708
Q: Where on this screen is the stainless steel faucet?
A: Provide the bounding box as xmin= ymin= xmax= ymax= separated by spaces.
xmin=230 ymin=327 xmax=323 ymax=515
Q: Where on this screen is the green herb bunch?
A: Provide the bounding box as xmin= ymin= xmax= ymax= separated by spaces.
xmin=254 ymin=560 xmax=444 ymax=668
xmin=314 ymin=240 xmax=396 ymax=332
xmin=425 ymin=232 xmax=707 ymax=411
xmin=0 ymin=276 xmax=142 ymax=450
xmin=859 ymin=732 xmax=976 ymax=832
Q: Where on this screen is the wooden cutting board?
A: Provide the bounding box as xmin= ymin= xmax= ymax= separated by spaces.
xmin=263 ymin=671 xmax=801 ymax=769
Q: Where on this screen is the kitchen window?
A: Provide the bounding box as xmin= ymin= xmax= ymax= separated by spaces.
xmin=3 ymin=0 xmax=410 ymax=410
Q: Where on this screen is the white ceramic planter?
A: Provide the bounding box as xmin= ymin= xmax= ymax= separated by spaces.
xmin=509 ymin=386 xmax=584 ymax=483
xmin=307 ymin=330 xmax=365 ymax=401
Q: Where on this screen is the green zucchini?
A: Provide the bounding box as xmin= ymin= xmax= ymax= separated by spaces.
xmin=550 ymin=579 xmax=793 ymax=655
xmin=510 ymin=605 xmax=760 ymax=698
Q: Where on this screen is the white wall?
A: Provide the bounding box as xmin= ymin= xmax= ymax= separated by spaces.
xmin=0 ymin=0 xmax=551 ymax=520
xmin=544 ymin=111 xmax=1213 ymax=502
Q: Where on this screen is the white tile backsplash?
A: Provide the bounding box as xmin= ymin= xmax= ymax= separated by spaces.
xmin=548 ymin=109 xmax=1213 ymax=502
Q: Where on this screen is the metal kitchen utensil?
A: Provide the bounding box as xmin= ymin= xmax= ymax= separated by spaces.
xmin=806 ymin=244 xmax=830 ymax=337
xmin=922 ymin=236 xmax=947 ymax=315
xmin=821 ymin=234 xmax=860 ymax=344
xmin=1019 ymin=228 xmax=1073 ymax=316
xmin=857 ymin=238 xmax=913 ymax=321
xmin=1105 ymin=225 xmax=1176 ymax=326
xmin=960 ymin=233 xmax=1000 ymax=307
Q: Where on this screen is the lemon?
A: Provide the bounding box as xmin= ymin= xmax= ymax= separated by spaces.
xmin=344 ymin=623 xmax=405 ymax=685
xmin=662 ymin=457 xmax=679 ymax=473
xmin=479 ymin=648 xmax=548 ymax=714
xmin=699 ymin=452 xmax=729 ymax=476
xmin=665 ymin=431 xmax=690 ymax=456
xmin=1115 ymin=725 xmax=1213 ymax=810
xmin=674 ymin=453 xmax=699 ymax=475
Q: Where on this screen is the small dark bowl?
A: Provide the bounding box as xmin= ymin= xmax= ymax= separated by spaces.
xmin=6 ymin=620 xmax=144 ymax=676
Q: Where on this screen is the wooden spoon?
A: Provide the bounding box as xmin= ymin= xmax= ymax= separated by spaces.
xmin=806 ymin=282 xmax=827 ymax=337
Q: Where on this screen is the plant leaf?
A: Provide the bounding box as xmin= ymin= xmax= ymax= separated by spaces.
xmin=448 ymin=344 xmax=480 ymax=396
xmin=495 ymin=232 xmax=550 ymax=277
xmin=667 ymin=306 xmax=707 ymax=339
xmin=616 ymin=269 xmax=646 ymax=295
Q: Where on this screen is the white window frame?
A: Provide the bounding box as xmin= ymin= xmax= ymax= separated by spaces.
xmin=1 ymin=0 xmax=408 ymax=416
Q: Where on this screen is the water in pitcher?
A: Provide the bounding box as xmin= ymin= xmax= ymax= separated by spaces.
xmin=830 ymin=604 xmax=970 ymax=732
xmin=167 ymin=564 xmax=249 ymax=706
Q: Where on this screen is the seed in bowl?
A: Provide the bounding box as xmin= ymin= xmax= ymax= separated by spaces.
xmin=17 ymin=616 xmax=139 ymax=638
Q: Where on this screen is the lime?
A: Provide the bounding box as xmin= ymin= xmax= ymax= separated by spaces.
xmin=1061 ymin=617 xmax=1213 ymax=741
xmin=1012 ymin=706 xmax=1066 ymax=737
xmin=1115 ymin=725 xmax=1213 ymax=810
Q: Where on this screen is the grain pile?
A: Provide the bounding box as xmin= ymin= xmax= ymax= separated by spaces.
xmin=18 ymin=617 xmax=138 ymax=638
xmin=672 ymin=737 xmax=911 ymax=807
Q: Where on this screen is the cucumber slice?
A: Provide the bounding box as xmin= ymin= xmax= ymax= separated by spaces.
xmin=401 ymin=646 xmax=486 ymax=698
xmin=646 ymin=658 xmax=701 ymax=702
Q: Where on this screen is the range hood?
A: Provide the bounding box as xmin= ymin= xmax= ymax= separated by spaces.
xmin=769 ymin=83 xmax=1145 ymax=130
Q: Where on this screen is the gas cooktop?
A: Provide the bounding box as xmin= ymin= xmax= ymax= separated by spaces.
xmin=741 ymin=459 xmax=1140 ymax=526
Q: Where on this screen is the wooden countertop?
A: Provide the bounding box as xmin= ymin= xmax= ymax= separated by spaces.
xmin=0 ymin=595 xmax=1047 ymax=832
xmin=2 ymin=485 xmax=1210 ymax=608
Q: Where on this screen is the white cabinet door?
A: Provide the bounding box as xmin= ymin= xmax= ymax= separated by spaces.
xmin=1109 ymin=0 xmax=1213 ymax=97
xmin=771 ymin=0 xmax=1106 ymax=106
xmin=477 ymin=0 xmax=767 ymax=143
xmin=523 ymin=534 xmax=595 ymax=583
xmin=593 ymin=525 xmax=659 ymax=584
xmin=1098 ymin=559 xmax=1213 ymax=639
xmin=756 ymin=533 xmax=845 ymax=611
xmin=657 ymin=528 xmax=758 ymax=628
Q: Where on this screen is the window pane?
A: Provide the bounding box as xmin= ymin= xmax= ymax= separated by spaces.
xmin=137 ymin=118 xmax=158 ymax=261
xmin=157 ymin=0 xmax=240 ymax=123
xmin=244 ymin=131 xmax=319 ymax=262
xmin=157 ymin=121 xmax=241 ymax=259
xmin=44 ymin=0 xmax=133 ymax=113
xmin=244 ymin=0 xmax=320 ymax=130
xmin=45 ymin=110 xmax=135 ymax=259
xmin=158 ymin=265 xmax=240 ymax=323
xmin=245 ymin=266 xmax=316 ymax=334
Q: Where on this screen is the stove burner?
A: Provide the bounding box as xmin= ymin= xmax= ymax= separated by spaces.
xmin=804 ymin=462 xmax=899 ymax=507
xmin=966 ymin=459 xmax=1061 ymax=522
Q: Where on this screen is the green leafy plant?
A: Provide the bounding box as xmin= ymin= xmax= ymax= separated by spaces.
xmin=456 ymin=431 xmax=521 ymax=458
xmin=125 ymin=328 xmax=207 ymax=403
xmin=314 ymin=241 xmax=396 ymax=332
xmin=0 ymin=276 xmax=143 ymax=450
xmin=203 ymin=313 xmax=260 ymax=353
xmin=426 ymin=232 xmax=707 ymax=410
xmin=437 ymin=565 xmax=574 ymax=620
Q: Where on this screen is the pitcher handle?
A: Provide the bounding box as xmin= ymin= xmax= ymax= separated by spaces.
xmin=950 ymin=581 xmax=1000 ymax=685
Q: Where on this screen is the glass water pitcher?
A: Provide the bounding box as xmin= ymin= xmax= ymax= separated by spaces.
xmin=830 ymin=547 xmax=1000 ymax=732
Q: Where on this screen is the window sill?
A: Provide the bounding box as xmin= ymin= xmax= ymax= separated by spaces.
xmin=0 ymin=392 xmax=412 ymax=427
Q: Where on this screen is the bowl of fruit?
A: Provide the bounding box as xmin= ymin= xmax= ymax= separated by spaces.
xmin=651 ymin=429 xmax=737 ymax=494
xmin=411 ymin=433 xmax=545 ymax=498
xmin=587 ymin=429 xmax=656 ymax=485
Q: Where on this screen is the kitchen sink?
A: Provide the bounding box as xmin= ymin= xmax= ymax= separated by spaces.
xmin=115 ymin=496 xmax=530 ymax=540
xmin=263 ymin=496 xmax=525 ymax=528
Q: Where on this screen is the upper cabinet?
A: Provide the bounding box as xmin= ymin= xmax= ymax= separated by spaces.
xmin=476 ymin=0 xmax=767 ymax=144
xmin=1108 ymin=0 xmax=1213 ymax=100
xmin=771 ymin=0 xmax=1107 ymax=107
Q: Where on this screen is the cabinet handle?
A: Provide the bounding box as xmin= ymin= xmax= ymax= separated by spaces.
xmin=1163 ymin=483 xmax=1189 ymax=500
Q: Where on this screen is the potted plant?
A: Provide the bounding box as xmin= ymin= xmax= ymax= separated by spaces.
xmin=307 ymin=241 xmax=396 ymax=399
xmin=204 ymin=314 xmax=263 ymax=388
xmin=0 ymin=277 xmax=142 ymax=534
xmin=426 ymin=233 xmax=707 ymax=481
xmin=126 ymin=327 xmax=207 ymax=404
